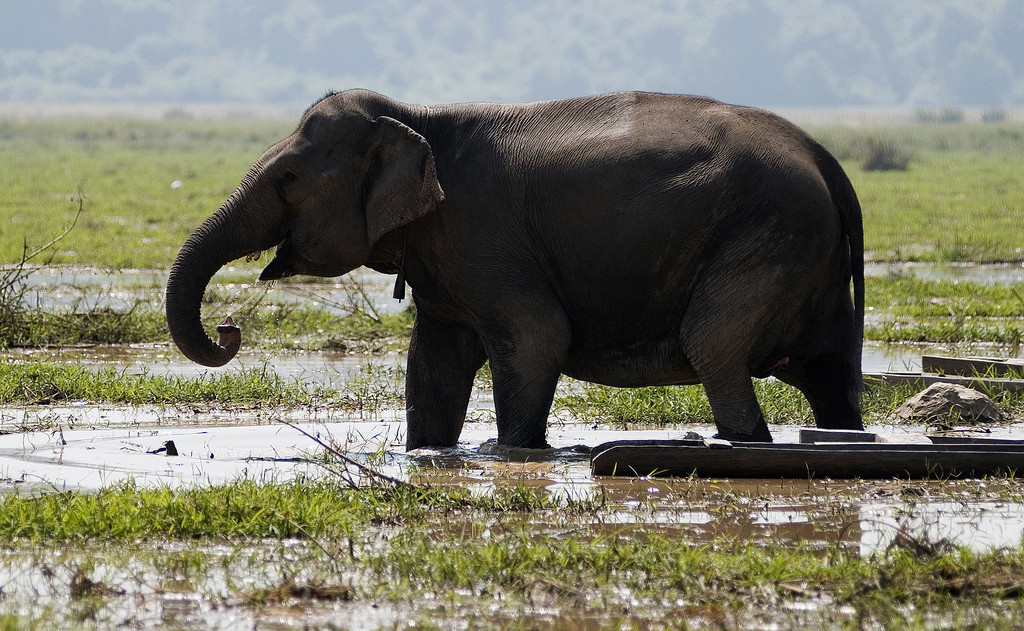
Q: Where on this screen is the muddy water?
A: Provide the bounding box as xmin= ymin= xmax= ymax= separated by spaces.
xmin=5 ymin=263 xmax=1024 ymax=558
xmin=3 ymin=405 xmax=1023 ymax=555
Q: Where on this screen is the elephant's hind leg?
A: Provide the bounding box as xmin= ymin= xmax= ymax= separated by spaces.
xmin=404 ymin=312 xmax=486 ymax=450
xmin=680 ymin=274 xmax=776 ymax=442
xmin=777 ymin=352 xmax=864 ymax=431
xmin=697 ymin=369 xmax=773 ymax=442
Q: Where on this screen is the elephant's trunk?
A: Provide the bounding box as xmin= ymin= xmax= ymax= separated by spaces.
xmin=166 ymin=180 xmax=282 ymax=367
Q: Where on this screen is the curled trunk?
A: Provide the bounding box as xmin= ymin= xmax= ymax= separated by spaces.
xmin=166 ymin=190 xmax=280 ymax=367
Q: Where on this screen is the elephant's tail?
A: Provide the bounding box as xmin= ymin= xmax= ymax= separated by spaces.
xmin=816 ymin=144 xmax=865 ymax=368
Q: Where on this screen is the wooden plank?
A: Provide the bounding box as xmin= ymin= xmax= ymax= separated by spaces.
xmin=863 ymin=372 xmax=1024 ymax=393
xmin=590 ymin=439 xmax=1024 ymax=479
xmin=922 ymin=355 xmax=1024 ymax=378
xmin=927 ymin=435 xmax=1024 ymax=446
xmin=799 ymin=428 xmax=879 ymax=443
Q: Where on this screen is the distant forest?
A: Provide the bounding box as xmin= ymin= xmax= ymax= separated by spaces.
xmin=2 ymin=0 xmax=1022 ymax=107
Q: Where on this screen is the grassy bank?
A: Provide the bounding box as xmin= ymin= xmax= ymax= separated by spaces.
xmin=0 ymin=361 xmax=406 ymax=414
xmin=2 ymin=360 xmax=1021 ymax=427
xmin=1 ymin=480 xmax=1022 ymax=628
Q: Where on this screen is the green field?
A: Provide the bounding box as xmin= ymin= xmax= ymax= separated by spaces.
xmin=0 ymin=117 xmax=291 ymax=269
xmin=810 ymin=122 xmax=1024 ymax=262
xmin=2 ymin=117 xmax=1024 ymax=268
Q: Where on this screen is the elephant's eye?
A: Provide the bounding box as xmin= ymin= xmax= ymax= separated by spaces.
xmin=276 ymin=171 xmax=299 ymax=203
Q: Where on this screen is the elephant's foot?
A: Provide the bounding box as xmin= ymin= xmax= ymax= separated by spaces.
xmin=714 ymin=423 xmax=773 ymax=443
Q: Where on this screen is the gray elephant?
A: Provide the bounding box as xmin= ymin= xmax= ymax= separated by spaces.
xmin=166 ymin=89 xmax=865 ymax=448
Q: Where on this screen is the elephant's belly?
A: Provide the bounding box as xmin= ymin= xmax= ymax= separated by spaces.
xmin=563 ymin=347 xmax=702 ymax=388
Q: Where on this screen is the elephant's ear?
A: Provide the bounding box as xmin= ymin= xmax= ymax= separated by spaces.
xmin=365 ymin=116 xmax=444 ymax=246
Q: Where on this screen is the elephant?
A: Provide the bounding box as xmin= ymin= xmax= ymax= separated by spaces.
xmin=166 ymin=89 xmax=865 ymax=449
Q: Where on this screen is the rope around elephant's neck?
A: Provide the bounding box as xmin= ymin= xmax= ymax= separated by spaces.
xmin=392 ymin=225 xmax=408 ymax=301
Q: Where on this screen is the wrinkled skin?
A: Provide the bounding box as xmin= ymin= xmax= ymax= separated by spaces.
xmin=166 ymin=90 xmax=865 ymax=449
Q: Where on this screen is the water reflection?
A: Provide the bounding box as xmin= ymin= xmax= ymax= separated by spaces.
xmin=866 ymin=261 xmax=1024 ymax=285
xmin=405 ymin=441 xmax=1024 ymax=555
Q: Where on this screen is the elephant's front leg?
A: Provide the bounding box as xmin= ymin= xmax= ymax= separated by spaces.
xmin=404 ymin=312 xmax=486 ymax=450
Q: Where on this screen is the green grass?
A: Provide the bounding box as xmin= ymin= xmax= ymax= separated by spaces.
xmin=556 ymin=377 xmax=1024 ymax=427
xmin=0 ymin=361 xmax=402 ymax=412
xmin=0 ymin=362 xmax=317 ymax=406
xmin=868 ymin=276 xmax=1024 ymax=319
xmin=864 ymin=275 xmax=1024 ymax=344
xmin=0 ymin=480 xmax=580 ymax=543
xmin=808 ymin=123 xmax=1024 ymax=263
xmin=1 ymin=480 xmax=1023 ymax=627
xmin=0 ymin=304 xmax=165 ymax=348
xmin=2 ymin=118 xmax=1023 ymax=270
xmin=0 ymin=287 xmax=414 ymax=351
xmin=244 ymin=304 xmax=415 ymax=352
xmin=0 ymin=117 xmax=291 ymax=269
xmin=556 ymin=379 xmax=808 ymax=426
xmin=867 ymin=318 xmax=1024 ymax=345
xmin=850 ymin=151 xmax=1024 ymax=263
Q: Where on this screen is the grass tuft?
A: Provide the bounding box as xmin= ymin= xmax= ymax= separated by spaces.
xmin=859 ymin=136 xmax=913 ymax=171
xmin=0 ymin=362 xmax=315 ymax=406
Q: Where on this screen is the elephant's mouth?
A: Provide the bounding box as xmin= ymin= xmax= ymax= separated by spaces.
xmin=258 ymin=251 xmax=295 ymax=280
xmin=256 ymin=239 xmax=296 ymax=281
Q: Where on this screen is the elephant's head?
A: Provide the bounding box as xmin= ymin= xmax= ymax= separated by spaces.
xmin=166 ymin=94 xmax=444 ymax=367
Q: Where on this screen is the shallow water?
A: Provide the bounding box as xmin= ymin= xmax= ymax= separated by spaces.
xmin=2 ymin=406 xmax=1023 ymax=555
xmin=865 ymin=261 xmax=1024 ymax=285
xmin=2 ymin=400 xmax=1023 ymax=628
xmin=15 ymin=265 xmax=406 ymax=316
xmin=13 ymin=261 xmax=1024 ymax=312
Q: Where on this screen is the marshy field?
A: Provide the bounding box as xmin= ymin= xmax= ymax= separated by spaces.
xmin=1 ymin=111 xmax=1024 ymax=629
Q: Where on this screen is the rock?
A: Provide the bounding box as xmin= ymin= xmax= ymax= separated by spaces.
xmin=894 ymin=382 xmax=1006 ymax=424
